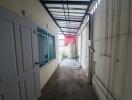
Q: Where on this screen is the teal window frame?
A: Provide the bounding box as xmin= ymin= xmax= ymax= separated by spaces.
xmin=37 ymin=27 xmax=56 ymax=68
xmin=48 ymin=34 xmax=56 ymax=61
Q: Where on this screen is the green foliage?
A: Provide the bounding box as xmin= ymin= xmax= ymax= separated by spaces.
xmin=61 ymin=51 xmax=67 ymax=60
xmin=75 ymin=54 xmax=79 ymax=60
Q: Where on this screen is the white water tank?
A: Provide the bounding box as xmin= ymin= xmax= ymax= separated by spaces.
xmin=67 ymin=43 xmax=76 ymax=58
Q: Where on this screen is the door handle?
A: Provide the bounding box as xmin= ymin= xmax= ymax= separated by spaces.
xmin=35 ymin=61 xmax=46 ymax=65
xmin=35 ymin=62 xmax=43 ymax=65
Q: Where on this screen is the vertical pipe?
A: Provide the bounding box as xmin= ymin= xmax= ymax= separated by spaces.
xmin=89 ymin=14 xmax=94 ymax=85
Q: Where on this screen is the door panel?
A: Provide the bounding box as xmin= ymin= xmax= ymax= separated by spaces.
xmin=31 ymin=31 xmax=40 ymax=98
xmin=3 ymin=84 xmax=20 ymax=100
xmin=25 ymin=74 xmax=35 ymax=100
xmin=31 ymin=30 xmax=39 ymax=68
xmin=13 ymin=23 xmax=24 ymax=75
xmin=0 ymin=19 xmax=17 ymax=81
xmin=20 ymin=26 xmax=33 ymax=71
xmin=0 ymin=7 xmax=40 ymax=100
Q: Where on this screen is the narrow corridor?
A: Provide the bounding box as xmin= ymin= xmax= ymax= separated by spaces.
xmin=40 ymin=59 xmax=98 ymax=100
xmin=0 ymin=0 xmax=132 ymax=100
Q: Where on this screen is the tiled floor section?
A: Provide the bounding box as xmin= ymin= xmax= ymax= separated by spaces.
xmin=40 ymin=59 xmax=98 ymax=100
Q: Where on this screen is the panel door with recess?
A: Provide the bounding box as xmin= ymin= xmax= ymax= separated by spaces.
xmin=0 ymin=7 xmax=40 ymax=100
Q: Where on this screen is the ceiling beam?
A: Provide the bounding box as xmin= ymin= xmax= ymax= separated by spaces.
xmin=60 ymin=30 xmax=78 ymax=33
xmin=41 ymin=1 xmax=91 ymax=5
xmin=54 ymin=17 xmax=82 ymax=20
xmin=50 ymin=11 xmax=85 ymax=15
xmin=60 ymin=27 xmax=78 ymax=29
xmin=47 ymin=7 xmax=87 ymax=10
xmin=55 ymin=19 xmax=82 ymax=22
xmin=60 ymin=27 xmax=79 ymax=30
xmin=63 ymin=33 xmax=77 ymax=35
xmin=52 ymin=14 xmax=83 ymax=18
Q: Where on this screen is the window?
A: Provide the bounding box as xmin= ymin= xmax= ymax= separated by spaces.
xmin=37 ymin=27 xmax=56 ymax=68
xmin=48 ymin=34 xmax=56 ymax=61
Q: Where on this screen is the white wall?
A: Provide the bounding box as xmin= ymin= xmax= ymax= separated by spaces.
xmin=78 ymin=23 xmax=90 ymax=77
xmin=67 ymin=43 xmax=76 ymax=59
xmin=0 ymin=0 xmax=58 ymax=90
xmin=77 ymin=34 xmax=82 ymax=62
xmin=92 ymin=0 xmax=132 ymax=100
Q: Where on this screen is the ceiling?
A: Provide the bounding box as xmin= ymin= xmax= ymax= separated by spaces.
xmin=40 ymin=0 xmax=93 ymax=35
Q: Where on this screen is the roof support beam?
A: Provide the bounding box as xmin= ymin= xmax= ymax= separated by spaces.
xmin=52 ymin=14 xmax=83 ymax=18
xmin=60 ymin=27 xmax=78 ymax=29
xmin=55 ymin=19 xmax=82 ymax=22
xmin=54 ymin=17 xmax=82 ymax=20
xmin=50 ymin=11 xmax=85 ymax=15
xmin=62 ymin=28 xmax=79 ymax=30
xmin=59 ymin=31 xmax=77 ymax=34
xmin=41 ymin=1 xmax=91 ymax=5
xmin=61 ymin=30 xmax=77 ymax=33
xmin=47 ymin=7 xmax=86 ymax=10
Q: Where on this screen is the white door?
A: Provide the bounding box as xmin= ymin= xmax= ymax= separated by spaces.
xmin=0 ymin=7 xmax=40 ymax=100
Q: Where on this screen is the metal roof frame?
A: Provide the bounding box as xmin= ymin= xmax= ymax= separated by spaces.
xmin=43 ymin=1 xmax=91 ymax=5
xmin=40 ymin=0 xmax=92 ymax=35
xmin=55 ymin=19 xmax=82 ymax=22
xmin=50 ymin=11 xmax=85 ymax=15
xmin=48 ymin=7 xmax=87 ymax=10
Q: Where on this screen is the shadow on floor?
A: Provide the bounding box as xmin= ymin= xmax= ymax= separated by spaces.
xmin=39 ymin=59 xmax=98 ymax=100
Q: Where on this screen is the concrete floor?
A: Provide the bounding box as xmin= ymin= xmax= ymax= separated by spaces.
xmin=40 ymin=59 xmax=98 ymax=100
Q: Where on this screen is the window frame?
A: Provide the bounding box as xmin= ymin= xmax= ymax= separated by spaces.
xmin=37 ymin=27 xmax=56 ymax=68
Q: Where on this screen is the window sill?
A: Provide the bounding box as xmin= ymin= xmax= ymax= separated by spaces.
xmin=39 ymin=58 xmax=56 ymax=71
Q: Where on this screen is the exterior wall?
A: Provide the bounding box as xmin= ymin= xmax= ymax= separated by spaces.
xmin=58 ymin=34 xmax=65 ymax=62
xmin=77 ymin=34 xmax=82 ymax=62
xmin=78 ymin=23 xmax=90 ymax=77
xmin=92 ymin=0 xmax=132 ymax=100
xmin=0 ymin=0 xmax=58 ymax=90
